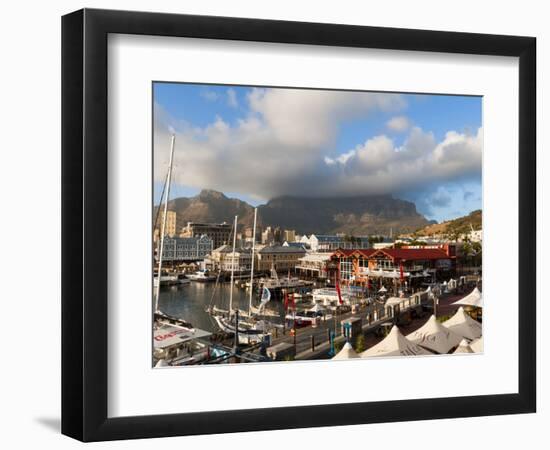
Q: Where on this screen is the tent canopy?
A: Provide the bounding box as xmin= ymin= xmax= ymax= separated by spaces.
xmin=470 ymin=336 xmax=483 ymax=353
xmin=361 ymin=325 xmax=431 ymax=358
xmin=442 ymin=306 xmax=482 ymax=340
xmin=453 ymin=338 xmax=474 ymax=354
xmin=332 ymin=341 xmax=360 ymax=360
xmin=452 ymin=287 xmax=483 ymax=308
xmin=407 ymin=315 xmax=462 ymax=354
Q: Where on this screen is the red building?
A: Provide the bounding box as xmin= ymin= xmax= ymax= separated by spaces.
xmin=328 ymin=246 xmax=455 ymax=292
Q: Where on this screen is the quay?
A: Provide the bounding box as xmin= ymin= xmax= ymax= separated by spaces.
xmin=266 ymin=293 xmax=427 ymax=360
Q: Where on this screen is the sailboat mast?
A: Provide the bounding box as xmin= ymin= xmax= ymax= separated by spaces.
xmin=154 ymin=134 xmax=176 ymax=313
xmin=228 ymin=215 xmax=238 ymax=313
xmin=248 ymin=208 xmax=257 ymax=315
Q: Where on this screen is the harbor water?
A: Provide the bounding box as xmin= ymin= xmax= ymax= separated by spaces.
xmin=157 ymin=282 xmax=285 ymax=332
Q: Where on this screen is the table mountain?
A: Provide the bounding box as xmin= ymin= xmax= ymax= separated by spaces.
xmin=160 ymin=189 xmax=431 ymax=236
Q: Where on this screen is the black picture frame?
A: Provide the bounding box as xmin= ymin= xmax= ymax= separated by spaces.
xmin=62 ymin=8 xmax=536 ymax=442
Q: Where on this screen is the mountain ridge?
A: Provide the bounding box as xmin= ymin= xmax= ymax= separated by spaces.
xmin=159 ymin=189 xmax=432 ymax=236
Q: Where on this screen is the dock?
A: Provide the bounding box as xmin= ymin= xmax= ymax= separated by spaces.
xmin=267 ymin=294 xmax=426 ymax=360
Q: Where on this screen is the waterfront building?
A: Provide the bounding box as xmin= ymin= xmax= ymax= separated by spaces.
xmin=301 ymin=234 xmax=370 ymax=252
xmin=257 ymin=245 xmax=306 ymax=272
xmin=329 ymin=246 xmax=455 ymax=287
xmin=282 ymin=241 xmax=309 ymax=250
xmin=210 ymin=245 xmax=253 ymax=272
xmin=295 ymin=252 xmax=332 ymax=279
xmin=180 ymin=222 xmax=232 ymax=249
xmin=160 ymin=235 xmax=213 ymax=262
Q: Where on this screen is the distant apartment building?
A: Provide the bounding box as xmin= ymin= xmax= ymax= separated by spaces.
xmin=373 ymin=242 xmax=395 ymax=249
xmin=467 ymin=229 xmax=483 ymax=243
xmin=283 ymin=229 xmax=296 ymax=243
xmin=160 ymin=235 xmax=213 ymax=262
xmin=180 ymin=222 xmax=232 ymax=249
xmin=296 ymin=252 xmax=332 ymax=279
xmin=300 ymin=234 xmax=370 ymax=252
xmin=154 ymin=210 xmax=177 ymax=239
xmin=261 ymin=226 xmax=274 ymax=244
xmin=257 ymin=245 xmax=306 ymax=272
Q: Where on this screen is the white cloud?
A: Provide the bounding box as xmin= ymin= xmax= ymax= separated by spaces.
xmin=247 ymin=88 xmax=405 ymax=149
xmin=227 ymin=89 xmax=238 ymax=108
xmin=154 ymin=89 xmax=481 ymax=202
xmin=323 ymin=127 xmax=482 ymax=195
xmin=386 ymin=115 xmax=411 ymax=132
xmin=200 ymin=90 xmax=219 ymax=102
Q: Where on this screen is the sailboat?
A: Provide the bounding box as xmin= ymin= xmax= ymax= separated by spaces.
xmin=153 ymin=135 xmax=210 ymax=366
xmin=245 ymin=208 xmax=278 ymax=318
xmin=207 ymin=213 xmax=273 ymax=344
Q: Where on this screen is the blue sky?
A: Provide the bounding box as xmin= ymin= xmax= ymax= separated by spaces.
xmin=153 ymin=82 xmax=482 ymax=222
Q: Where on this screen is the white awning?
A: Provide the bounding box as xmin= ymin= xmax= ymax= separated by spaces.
xmin=332 ymin=341 xmax=360 ymax=360
xmin=453 ymin=339 xmax=474 ymax=354
xmin=361 ymin=325 xmax=431 ymax=357
xmin=452 ymin=287 xmax=483 ymax=308
xmin=407 ymin=315 xmax=463 ymax=354
xmin=442 ymin=307 xmax=482 ymax=340
xmin=470 ymin=336 xmax=484 ymax=353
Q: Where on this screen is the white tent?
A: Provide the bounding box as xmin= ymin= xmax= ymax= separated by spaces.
xmin=453 ymin=339 xmax=474 ymax=354
xmin=378 ymin=286 xmax=388 ymax=293
xmin=470 ymin=336 xmax=484 ymax=353
xmin=361 ymin=325 xmax=431 ymax=357
xmin=442 ymin=307 xmax=482 ymax=340
xmin=407 ymin=315 xmax=463 ymax=354
xmin=452 ymin=287 xmax=483 ymax=308
xmin=332 ymin=341 xmax=360 ymax=360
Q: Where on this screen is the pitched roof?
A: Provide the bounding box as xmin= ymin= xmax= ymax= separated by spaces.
xmin=259 ymin=246 xmax=306 ymax=254
xmin=331 ymin=248 xmax=377 ymax=258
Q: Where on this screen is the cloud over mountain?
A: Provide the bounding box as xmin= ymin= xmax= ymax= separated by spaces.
xmin=154 ymin=88 xmax=482 ymax=209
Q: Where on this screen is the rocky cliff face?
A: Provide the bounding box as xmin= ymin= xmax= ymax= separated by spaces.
xmin=161 ymin=189 xmax=431 ymax=236
xmin=258 ymin=195 xmax=430 ymax=235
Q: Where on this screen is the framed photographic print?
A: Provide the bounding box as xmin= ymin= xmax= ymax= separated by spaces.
xmin=61 ymin=8 xmax=536 ymax=442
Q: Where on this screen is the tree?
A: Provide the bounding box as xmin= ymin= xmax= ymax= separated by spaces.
xmin=355 ymin=334 xmax=366 ymax=353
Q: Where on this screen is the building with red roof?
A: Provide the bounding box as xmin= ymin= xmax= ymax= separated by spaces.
xmin=328 ymin=245 xmax=455 ymax=291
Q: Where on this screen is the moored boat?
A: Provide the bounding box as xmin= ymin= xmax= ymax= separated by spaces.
xmin=187 ymin=270 xmax=217 ymax=282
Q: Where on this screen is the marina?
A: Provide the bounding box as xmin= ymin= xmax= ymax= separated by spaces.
xmin=154 ymin=273 xmax=482 ymax=365
xmin=151 ymin=114 xmax=483 ymax=367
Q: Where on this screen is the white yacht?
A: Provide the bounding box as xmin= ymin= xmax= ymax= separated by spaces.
xmin=187 ymin=270 xmax=217 ymax=282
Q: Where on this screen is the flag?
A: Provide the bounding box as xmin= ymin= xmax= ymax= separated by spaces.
xmin=261 ymin=287 xmax=271 ymax=304
xmin=288 ymin=293 xmax=295 ymax=309
xmin=336 ymin=265 xmax=343 ymax=305
xmin=335 ymin=282 xmax=343 ymax=305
